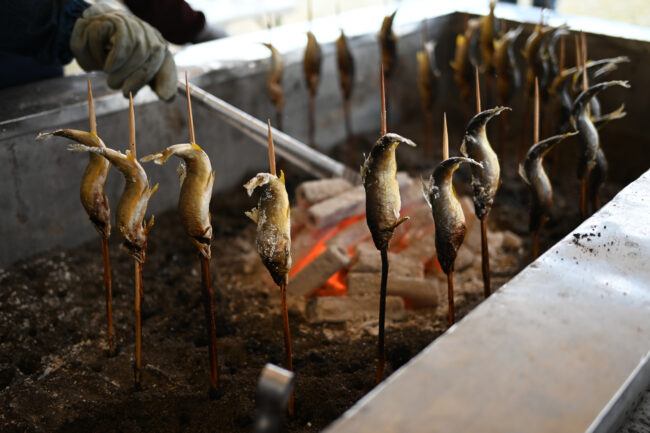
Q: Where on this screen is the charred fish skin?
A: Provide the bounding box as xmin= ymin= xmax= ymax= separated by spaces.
xmin=336 ymin=30 xmax=355 ymax=101
xmin=519 ymin=132 xmax=578 ymax=232
xmin=460 ymin=106 xmax=510 ymax=219
xmin=141 ymin=143 xmax=215 ymax=258
xmin=36 ymin=129 xmax=111 ymax=238
xmin=244 ymin=172 xmax=292 ymax=286
xmin=494 ymin=26 xmax=523 ymax=104
xmin=424 ymin=157 xmax=481 ymax=274
xmin=378 ymin=11 xmax=398 ymax=78
xmin=263 ymin=43 xmax=285 ymax=112
xmin=303 ymin=31 xmax=322 ymax=97
xmin=362 ymin=133 xmax=416 ymax=251
xmin=69 ymin=145 xmax=157 ymax=262
xmin=571 ymin=80 xmax=630 ymax=180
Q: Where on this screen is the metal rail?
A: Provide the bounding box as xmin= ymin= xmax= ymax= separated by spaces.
xmin=180 ymin=81 xmax=359 ymax=182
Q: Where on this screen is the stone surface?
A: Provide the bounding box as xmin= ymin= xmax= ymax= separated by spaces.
xmin=305 ymin=295 xmax=406 ymax=324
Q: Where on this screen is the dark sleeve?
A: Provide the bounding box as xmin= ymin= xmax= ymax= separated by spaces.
xmin=124 ymin=0 xmax=205 ymax=45
xmin=0 ymin=0 xmax=89 ymax=66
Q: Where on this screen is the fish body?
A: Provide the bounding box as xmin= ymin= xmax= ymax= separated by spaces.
xmin=336 ymin=30 xmax=355 ymax=101
xmin=523 ymin=25 xmax=553 ymax=93
xmin=460 ymin=107 xmax=509 ymax=219
xmin=141 ymin=143 xmax=214 ymax=258
xmin=539 ymin=26 xmax=569 ymax=95
xmin=424 ymin=157 xmax=481 ymax=274
xmin=303 ymin=31 xmax=322 ymax=97
xmin=263 ymin=43 xmax=285 ymax=112
xmin=479 ymin=1 xmax=496 ymax=74
xmin=451 ymin=19 xmax=480 ymax=103
xmin=416 ymin=42 xmax=436 ymax=111
xmin=69 ymin=145 xmax=156 ymax=262
xmin=245 ymin=172 xmax=291 ymax=286
xmin=378 ymin=11 xmax=398 ymax=78
xmin=571 ymin=80 xmax=630 ymax=180
xmin=362 ymin=133 xmax=416 ymax=251
xmin=519 ymin=132 xmax=577 ymax=232
xmin=494 ymin=25 xmax=523 ymax=104
xmin=36 ymin=129 xmax=111 ymax=238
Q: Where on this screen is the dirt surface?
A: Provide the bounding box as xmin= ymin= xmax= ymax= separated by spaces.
xmin=0 ymin=125 xmax=622 ymax=432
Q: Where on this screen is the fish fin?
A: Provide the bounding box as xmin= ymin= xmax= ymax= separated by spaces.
xmin=389 ymin=216 xmax=410 ymax=231
xmin=245 ymin=208 xmax=259 ymax=224
xmin=460 ymin=137 xmax=468 ymax=157
xmin=279 ymin=170 xmax=285 ymax=184
xmin=145 ymin=215 xmax=155 ymax=234
xmin=360 ymin=154 xmax=369 ymax=183
xmin=177 ymin=161 xmax=187 ymax=186
xmin=421 ymin=175 xmax=433 ymax=208
xmin=244 ymin=173 xmax=273 ymax=196
xmin=67 ymin=143 xmax=99 ymax=154
xmin=207 ymin=170 xmax=215 ymax=190
xmin=149 ymin=183 xmax=159 ymax=198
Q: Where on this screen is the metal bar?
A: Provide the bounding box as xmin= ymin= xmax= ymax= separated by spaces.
xmin=180 ymin=81 xmax=359 ymax=182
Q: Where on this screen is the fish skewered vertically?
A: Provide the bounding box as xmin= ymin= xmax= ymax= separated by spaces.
xmin=141 ymin=75 xmax=219 ymax=396
xmin=68 ymin=94 xmax=157 ymax=388
xmin=36 ymin=79 xmax=115 ymax=356
xmin=336 ymin=28 xmax=355 ymax=163
xmin=363 ymin=68 xmax=415 ymax=383
xmin=417 ymin=39 xmax=439 ymax=157
xmin=519 ymin=132 xmax=577 ymax=258
xmin=303 ymin=30 xmax=322 ymax=148
xmin=263 ymin=42 xmax=285 ymax=131
xmin=378 ymin=9 xmax=398 ymax=126
xmin=460 ymin=106 xmax=510 ymax=297
xmin=571 ymin=80 xmax=630 ymax=219
xmin=451 ymin=18 xmax=481 ymax=110
xmin=244 ymin=121 xmax=293 ymax=413
xmin=424 ymin=115 xmax=481 ymax=325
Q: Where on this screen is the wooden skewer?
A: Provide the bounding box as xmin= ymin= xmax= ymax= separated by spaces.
xmin=534 ymin=77 xmax=540 ymax=144
xmin=442 ymin=112 xmax=449 ymax=160
xmin=88 ymin=78 xmax=116 ymax=356
xmin=380 ymin=64 xmax=387 ymax=136
xmin=376 ymin=248 xmax=389 ymax=384
xmin=267 ymin=120 xmax=276 ymax=176
xmin=575 ymin=33 xmax=589 ymax=219
xmin=185 ymin=72 xmax=196 ymax=144
xmin=184 ymin=75 xmax=220 ymax=395
xmin=129 ymin=93 xmax=136 ymax=159
xmin=474 ymin=65 xmax=482 ymax=113
xmin=475 ymin=66 xmax=491 ymax=298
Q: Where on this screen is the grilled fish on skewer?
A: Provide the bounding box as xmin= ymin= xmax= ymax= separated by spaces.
xmin=539 ymin=26 xmax=569 ymax=94
xmin=69 ymin=144 xmax=157 ymax=262
xmin=263 ymin=43 xmax=285 ymax=114
xmin=571 ymin=80 xmax=629 ymax=181
xmin=378 ymin=10 xmax=398 ymax=78
xmin=519 ymin=132 xmax=577 ymax=233
xmin=141 ymin=143 xmax=215 ymax=258
xmin=37 ymin=130 xmax=111 ymax=238
xmin=479 ymin=1 xmax=496 ymax=74
xmin=494 ymin=25 xmax=523 ymax=104
xmin=451 ymin=19 xmax=480 ymax=104
xmin=362 ymin=133 xmax=416 ymax=251
xmin=417 ymin=41 xmax=439 ymax=112
xmin=304 ymin=31 xmax=322 ymax=97
xmin=245 ymin=172 xmax=292 ymax=286
xmin=424 ymin=157 xmax=481 ymax=274
xmin=337 ymin=29 xmax=355 ymax=101
xmin=460 ymin=106 xmax=510 ymax=219
xmin=523 ymin=25 xmax=553 ymax=93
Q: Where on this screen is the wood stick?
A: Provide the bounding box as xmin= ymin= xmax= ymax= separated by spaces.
xmin=474 ymin=65 xmax=481 ymax=113
xmin=267 ymin=119 xmax=276 ymax=176
xmin=344 ymin=98 xmax=354 ymax=165
xmin=280 ymin=277 xmax=294 ymax=415
xmin=87 ymin=78 xmax=97 ymax=136
xmin=134 ymin=258 xmax=143 ymax=389
xmin=442 ymin=112 xmax=449 ymax=160
xmin=376 ymin=248 xmax=388 ymax=384
xmin=380 ymin=64 xmax=387 ymax=136
xmin=481 ymin=218 xmax=491 ymax=297
xmin=101 ymin=237 xmax=116 ymax=357
xmin=447 ymin=271 xmax=455 ymax=326
xmin=128 ymin=93 xmax=136 ymax=159
xmin=534 ymin=77 xmax=540 ymax=144
xmin=185 ymin=72 xmax=196 ymax=144
xmin=200 ymin=255 xmax=219 ymax=396
xmin=308 ymin=93 xmax=316 ymax=148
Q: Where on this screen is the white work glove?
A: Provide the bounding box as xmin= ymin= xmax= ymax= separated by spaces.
xmin=70 ymin=4 xmax=177 ymax=100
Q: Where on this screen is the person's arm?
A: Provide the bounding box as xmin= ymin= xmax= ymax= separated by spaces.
xmin=1 ymin=0 xmax=89 ymax=66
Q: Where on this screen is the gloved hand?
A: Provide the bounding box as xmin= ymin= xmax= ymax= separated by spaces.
xmin=70 ymin=4 xmax=177 ymax=101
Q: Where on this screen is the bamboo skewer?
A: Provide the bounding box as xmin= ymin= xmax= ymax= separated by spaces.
xmin=442 ymin=114 xmax=455 ymax=325
xmin=87 ymin=79 xmax=116 ymax=357
xmin=442 ymin=113 xmax=449 ymax=160
xmin=474 ymin=69 xmax=491 ymax=298
xmin=475 ymin=65 xmax=482 ymax=113
xmin=575 ymin=33 xmax=588 ymax=220
xmin=380 ymin=64 xmax=387 ymax=136
xmin=184 ymin=73 xmax=220 ymax=395
xmin=532 ymin=77 xmax=541 ymax=259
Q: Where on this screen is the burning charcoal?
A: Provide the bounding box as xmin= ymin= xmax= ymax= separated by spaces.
xmin=140 ymin=75 xmax=219 ymax=395
xmin=295 ymin=178 xmax=353 ymax=207
xmin=346 ymin=273 xmax=438 ymax=308
xmin=67 ymin=94 xmax=157 ymax=389
xmin=306 ymin=296 xmax=406 ymax=324
xmin=289 ymin=245 xmax=350 ymax=297
xmin=36 ymin=79 xmax=115 ymax=356
xmin=244 ymin=121 xmax=294 ymax=414
xmin=519 ymin=132 xmax=578 ymax=258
